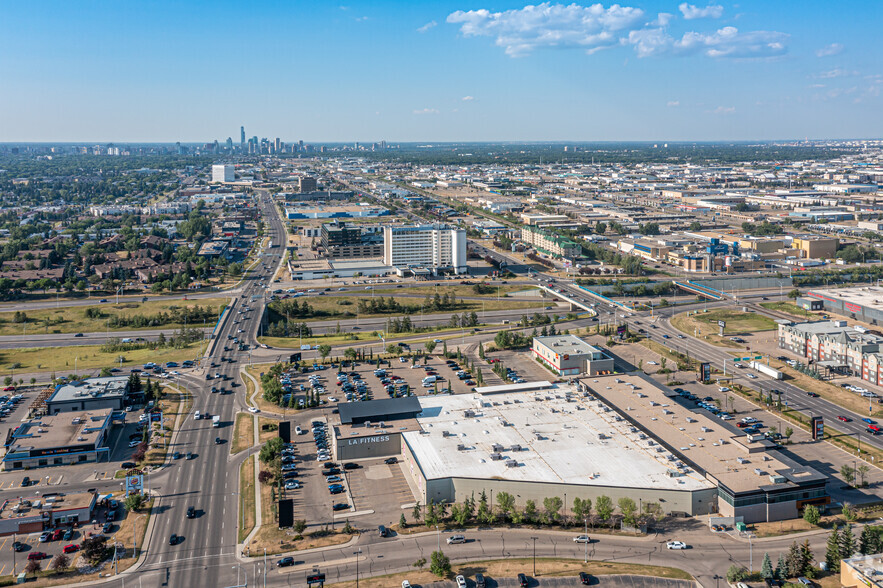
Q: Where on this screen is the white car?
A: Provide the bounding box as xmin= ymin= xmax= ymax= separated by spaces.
xmin=433 ymin=339 xmax=443 ymax=343
xmin=402 ymin=582 xmax=411 ymax=588
xmin=247 ymin=407 xmax=260 ymax=414
xmin=647 ymin=361 xmax=658 ymax=366
xmin=666 ymin=540 xmax=687 ymax=549
xmin=456 ymin=576 xmax=467 ymax=588
xmin=746 ymin=373 xmax=757 ymax=379
xmin=327 ymin=397 xmax=338 ymax=403
xmin=128 ymin=440 xmax=141 ymax=448
xmin=573 ymin=535 xmax=591 ymax=543
xmin=295 ymin=426 xmax=304 ymax=435
xmin=718 ymin=386 xmax=730 ymax=392
xmin=285 ymin=481 xmax=301 ymax=490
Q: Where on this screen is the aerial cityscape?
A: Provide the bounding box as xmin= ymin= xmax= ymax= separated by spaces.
xmin=2 ymin=2 xmax=883 ymax=588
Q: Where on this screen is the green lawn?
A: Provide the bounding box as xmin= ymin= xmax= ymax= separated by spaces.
xmin=276 ymin=294 xmax=543 ymax=320
xmin=0 ymin=341 xmax=208 ymax=373
xmin=679 ymin=308 xmax=778 ymax=334
xmin=258 ymin=326 xmax=476 ymax=350
xmin=0 ymin=297 xmax=229 ymax=336
xmin=760 ymin=301 xmax=814 ymax=318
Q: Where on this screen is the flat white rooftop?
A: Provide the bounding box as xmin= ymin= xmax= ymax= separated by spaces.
xmin=406 ymin=386 xmax=714 ymax=492
xmin=473 ymin=381 xmax=554 ymax=395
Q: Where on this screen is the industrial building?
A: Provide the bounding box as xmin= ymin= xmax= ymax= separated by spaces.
xmin=46 ymin=376 xmax=134 ymax=414
xmin=531 ymin=335 xmax=615 ymax=376
xmin=382 ymin=224 xmax=467 ymax=274
xmin=2 ymin=410 xmax=113 ymax=470
xmin=581 ymin=374 xmax=828 ymax=523
xmin=285 ymin=204 xmax=390 ymax=220
xmin=401 ymin=387 xmax=719 ymax=515
xmin=807 ymin=286 xmax=883 ymax=325
xmin=211 ymin=164 xmax=235 ymax=183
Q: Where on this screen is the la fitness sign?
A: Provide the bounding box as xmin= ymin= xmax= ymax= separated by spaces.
xmin=347 ymin=435 xmax=390 ymax=446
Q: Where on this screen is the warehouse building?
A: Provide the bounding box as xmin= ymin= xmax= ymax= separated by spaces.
xmin=807 ymin=286 xmax=883 ymax=325
xmin=2 ymin=410 xmax=113 ymax=470
xmin=532 ymin=335 xmax=615 ymax=376
xmin=401 ymin=387 xmax=719 ymax=516
xmin=332 ymin=397 xmax=423 ymax=461
xmin=581 ymin=374 xmax=828 ymax=523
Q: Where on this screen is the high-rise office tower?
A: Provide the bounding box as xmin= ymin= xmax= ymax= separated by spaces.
xmin=240 ymin=126 xmax=245 ymax=145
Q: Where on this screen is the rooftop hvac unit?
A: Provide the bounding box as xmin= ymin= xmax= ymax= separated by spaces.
xmin=442 ymin=431 xmax=451 ymax=437
xmin=492 ymin=443 xmax=504 ymax=452
xmin=457 ymin=444 xmax=467 ymax=451
xmin=464 ymin=410 xmax=475 ymax=418
xmin=754 ymin=468 xmax=764 ymax=476
xmin=509 ymin=444 xmax=522 ymax=452
xmin=505 ymin=459 xmax=518 ymax=468
xmin=737 ymin=457 xmax=747 ymax=464
xmin=769 ymin=474 xmax=787 ymax=484
xmin=490 ymin=452 xmax=503 ymax=461
xmin=701 ymin=426 xmax=710 ymax=432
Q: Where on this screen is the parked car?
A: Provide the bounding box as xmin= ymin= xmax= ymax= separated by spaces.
xmin=580 ymin=572 xmax=592 ymax=585
xmin=518 ymin=573 xmax=529 ymax=587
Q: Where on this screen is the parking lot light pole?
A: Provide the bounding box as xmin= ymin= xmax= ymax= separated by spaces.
xmin=531 ymin=536 xmax=538 ymax=577
xmin=584 ymin=518 xmax=588 ymax=563
xmin=354 ymin=548 xmax=362 ymax=588
xmin=435 ymin=524 xmax=440 ymax=552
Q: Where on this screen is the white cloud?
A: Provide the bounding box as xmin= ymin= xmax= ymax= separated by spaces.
xmin=814 ymin=68 xmax=858 ymax=79
xmin=653 ymin=12 xmax=674 ymax=27
xmin=678 ymin=3 xmax=724 ymax=19
xmin=417 ymin=20 xmax=438 ymax=33
xmin=461 ymin=95 xmax=475 ymax=101
xmin=675 ymin=26 xmax=788 ymax=58
xmin=667 ymin=100 xmax=680 ymax=107
xmin=710 ymin=105 xmax=736 ymax=114
xmin=626 ymin=27 xmax=673 ymax=58
xmin=413 ymin=108 xmax=439 ymax=115
xmin=815 ymin=43 xmax=843 ymax=57
xmin=447 ymin=2 xmax=645 ymax=57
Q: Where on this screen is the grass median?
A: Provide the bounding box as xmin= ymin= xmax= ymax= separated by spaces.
xmin=0 ymin=297 xmax=228 ymax=336
xmin=670 ymin=309 xmax=776 ymax=348
xmin=239 ymin=455 xmax=256 ymax=543
xmin=232 ymin=413 xmax=255 ymax=455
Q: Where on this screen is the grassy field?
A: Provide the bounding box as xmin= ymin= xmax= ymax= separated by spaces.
xmin=0 ymin=297 xmax=229 ymax=336
xmin=670 ymin=309 xmax=777 ymax=348
xmin=638 ymin=338 xmax=699 ymax=371
xmin=761 ymin=301 xmax=816 ymax=318
xmin=258 ymin=416 xmax=280 ymax=444
xmin=368 ymin=284 xmax=534 ymax=298
xmin=239 ymin=455 xmax=256 ymax=543
xmin=0 ymin=340 xmax=208 ymax=373
xmin=326 ymin=558 xmax=692 ymax=588
xmin=232 ymin=413 xmax=255 ymax=455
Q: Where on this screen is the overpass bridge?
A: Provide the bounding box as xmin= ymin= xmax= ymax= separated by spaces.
xmin=673 ymin=280 xmax=727 ymax=301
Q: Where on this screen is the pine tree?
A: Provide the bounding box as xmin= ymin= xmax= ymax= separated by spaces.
xmin=786 ymin=541 xmax=803 ymax=578
xmin=801 ymin=539 xmax=814 ymax=577
xmin=841 ymin=524 xmax=857 ymax=560
xmin=775 ymin=554 xmax=787 ymax=581
xmin=860 ymin=525 xmax=878 ymax=556
xmin=825 ymin=525 xmax=842 ymax=572
xmin=761 ymin=553 xmax=774 ymax=580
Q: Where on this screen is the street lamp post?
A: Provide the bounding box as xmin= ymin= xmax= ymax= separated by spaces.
xmin=584 ymin=518 xmax=589 ymax=563
xmin=354 ymin=548 xmax=362 ymax=588
xmin=531 ymin=536 xmax=538 ymax=577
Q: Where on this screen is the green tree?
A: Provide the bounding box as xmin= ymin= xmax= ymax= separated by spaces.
xmin=726 ymin=565 xmax=748 ymax=583
xmin=412 ymin=501 xmax=422 ymax=523
xmin=400 ymin=512 xmax=407 ymax=529
xmin=775 ymin=554 xmax=787 ymax=581
xmin=124 ymin=493 xmax=145 ymax=512
xmin=318 ymin=344 xmax=332 ymax=361
xmin=841 ymin=524 xmax=857 ymax=560
xmin=523 ymin=499 xmax=538 ymax=523
xmin=784 ymin=427 xmax=794 ymax=441
xmin=543 ymin=496 xmax=563 ymax=524
xmin=424 ymin=340 xmax=437 ymax=354
xmin=259 ymin=437 xmax=284 ymax=463
xmin=761 ymin=553 xmax=774 ymax=581
xmin=595 ymin=495 xmax=613 ymax=527
xmin=787 ymin=288 xmax=802 ymax=299
xmin=858 ymin=464 xmax=870 ymax=487
xmin=294 ymin=519 xmax=307 ymax=534
xmin=617 ymin=497 xmax=637 ymax=527
xmin=803 ymin=504 xmax=821 ymax=526
xmin=843 ymin=502 xmax=858 ymax=522
xmin=825 ymin=525 xmax=842 ymax=572
xmin=786 ymin=541 xmax=803 ymax=578
xmin=496 ymin=491 xmax=515 ymax=521
xmin=801 ymin=539 xmax=815 ymax=577
xmin=430 ymin=550 xmax=451 ymax=577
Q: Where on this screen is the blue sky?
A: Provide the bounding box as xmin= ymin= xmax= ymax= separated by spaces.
xmin=0 ymin=0 xmax=880 ymax=142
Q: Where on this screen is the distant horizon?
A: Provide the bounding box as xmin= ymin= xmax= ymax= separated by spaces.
xmin=1 ymin=138 xmax=880 ymax=146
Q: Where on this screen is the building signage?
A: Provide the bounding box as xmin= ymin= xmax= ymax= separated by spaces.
xmin=846 ymin=302 xmax=862 ymax=313
xmin=347 ymin=435 xmax=390 ymax=446
xmin=29 ymin=445 xmax=91 ymax=458
xmin=699 ymin=362 xmax=711 ymax=382
xmin=811 ymin=416 xmax=824 ymax=441
xmin=717 ymin=320 xmax=726 ymax=328
xmin=307 ymin=573 xmax=326 ymax=585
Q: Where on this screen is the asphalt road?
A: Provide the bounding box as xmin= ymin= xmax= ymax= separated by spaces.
xmin=0 ymin=328 xmax=213 ymax=350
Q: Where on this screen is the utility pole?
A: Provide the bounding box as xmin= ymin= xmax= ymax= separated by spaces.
xmin=531 ymin=536 xmax=538 ymax=577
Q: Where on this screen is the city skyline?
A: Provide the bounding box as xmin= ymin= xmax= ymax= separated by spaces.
xmin=1 ymin=0 xmax=880 ymax=142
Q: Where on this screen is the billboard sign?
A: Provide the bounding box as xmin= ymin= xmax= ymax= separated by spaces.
xmin=307 ymin=574 xmax=326 ymax=586
xmin=616 ymin=325 xmax=627 ymax=339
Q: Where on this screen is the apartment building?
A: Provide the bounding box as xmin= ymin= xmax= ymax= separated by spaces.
xmin=520 ymin=226 xmax=581 ymax=259
xmin=382 ymin=224 xmax=467 ymax=274
xmin=320 ymin=222 xmax=382 ymax=259
xmin=778 ymin=320 xmax=883 ymax=383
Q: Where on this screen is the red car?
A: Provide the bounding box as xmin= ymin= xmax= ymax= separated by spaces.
xmin=838 ymin=416 xmax=851 ymax=422
xmin=28 ymin=552 xmax=47 ymax=560
xmin=2 ymin=386 xmax=14 ymax=392
xmin=63 ymin=544 xmax=79 ymax=554
xmin=50 ymin=529 xmax=64 ymax=541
